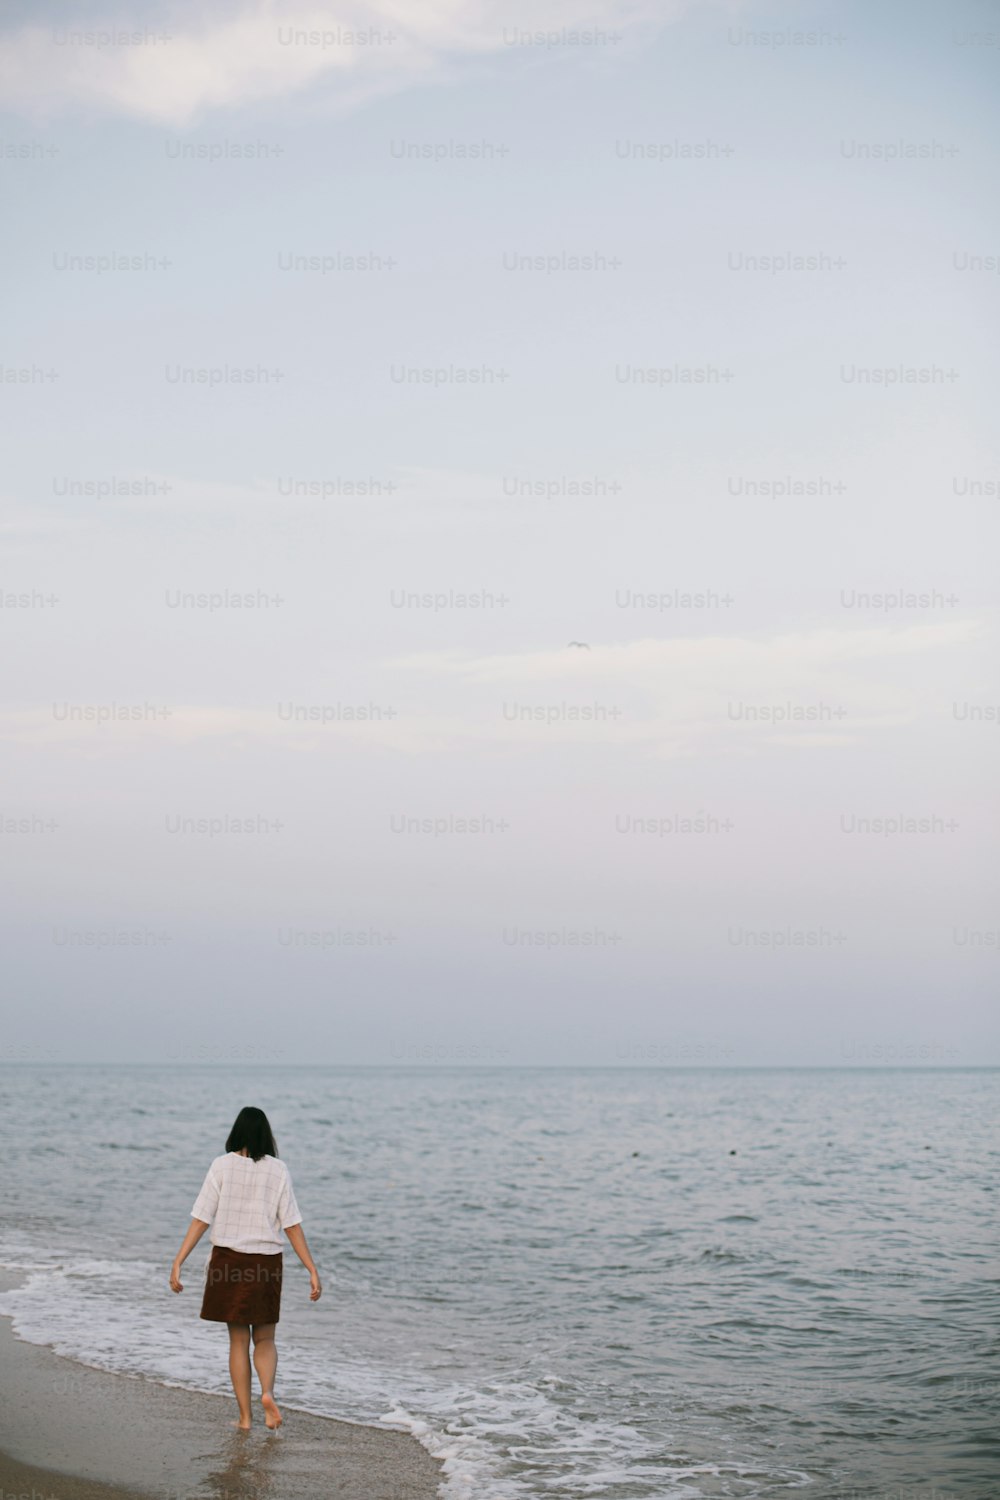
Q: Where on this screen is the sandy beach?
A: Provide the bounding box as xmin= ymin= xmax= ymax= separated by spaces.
xmin=0 ymin=1271 xmax=442 ymax=1500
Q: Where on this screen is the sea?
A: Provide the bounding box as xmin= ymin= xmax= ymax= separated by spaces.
xmin=0 ymin=1066 xmax=997 ymax=1499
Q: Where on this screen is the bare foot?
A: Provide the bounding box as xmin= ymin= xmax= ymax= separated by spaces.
xmin=261 ymin=1392 xmax=282 ymax=1430
xmin=232 ymin=1419 xmax=252 ymax=1431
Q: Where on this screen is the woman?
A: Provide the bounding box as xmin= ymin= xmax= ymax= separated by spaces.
xmin=169 ymin=1105 xmax=322 ymax=1431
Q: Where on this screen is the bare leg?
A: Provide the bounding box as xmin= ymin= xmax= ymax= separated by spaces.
xmin=252 ymin=1323 xmax=281 ymax=1428
xmin=227 ymin=1323 xmax=253 ymax=1429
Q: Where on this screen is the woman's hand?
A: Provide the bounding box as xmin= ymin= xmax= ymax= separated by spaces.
xmin=169 ymin=1260 xmax=184 ymax=1293
xmin=285 ymin=1223 xmax=322 ymax=1301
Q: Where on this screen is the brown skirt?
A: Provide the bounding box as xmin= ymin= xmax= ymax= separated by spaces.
xmin=200 ymin=1245 xmax=283 ymax=1325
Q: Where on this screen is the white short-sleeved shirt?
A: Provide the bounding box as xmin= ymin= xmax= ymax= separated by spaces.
xmin=191 ymin=1152 xmax=302 ymax=1254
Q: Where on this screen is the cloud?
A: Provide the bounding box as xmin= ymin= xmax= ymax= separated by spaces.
xmin=380 ymin=621 xmax=988 ymax=754
xmin=0 ymin=702 xmax=420 ymax=749
xmin=0 ymin=0 xmax=686 ymax=126
xmin=386 ymin=621 xmax=984 ymax=684
xmin=3 ymin=621 xmax=980 ymax=761
xmin=0 ymin=509 xmax=96 ymax=544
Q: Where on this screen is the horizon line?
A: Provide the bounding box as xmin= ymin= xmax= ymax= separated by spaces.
xmin=1 ymin=1062 xmax=996 ymax=1071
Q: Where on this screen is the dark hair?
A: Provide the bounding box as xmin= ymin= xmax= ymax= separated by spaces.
xmin=225 ymin=1106 xmax=278 ymax=1162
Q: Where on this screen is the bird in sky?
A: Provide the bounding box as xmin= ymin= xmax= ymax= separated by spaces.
xmin=567 ymin=641 xmax=590 ymax=649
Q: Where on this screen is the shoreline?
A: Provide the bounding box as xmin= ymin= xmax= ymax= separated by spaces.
xmin=0 ymin=1270 xmax=443 ymax=1500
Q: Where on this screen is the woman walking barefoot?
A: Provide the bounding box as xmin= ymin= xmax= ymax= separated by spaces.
xmin=169 ymin=1106 xmax=322 ymax=1431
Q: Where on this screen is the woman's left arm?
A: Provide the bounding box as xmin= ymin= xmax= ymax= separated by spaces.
xmin=170 ymin=1218 xmax=209 ymax=1292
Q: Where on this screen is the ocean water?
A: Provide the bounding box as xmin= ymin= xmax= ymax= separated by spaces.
xmin=0 ymin=1066 xmax=997 ymax=1499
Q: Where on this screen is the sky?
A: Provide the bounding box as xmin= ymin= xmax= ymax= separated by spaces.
xmin=1 ymin=0 xmax=997 ymax=1067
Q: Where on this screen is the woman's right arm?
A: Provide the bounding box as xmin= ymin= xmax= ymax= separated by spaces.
xmin=170 ymin=1218 xmax=209 ymax=1292
xmin=171 ymin=1160 xmax=220 ymax=1293
xmin=284 ymin=1224 xmax=322 ymax=1301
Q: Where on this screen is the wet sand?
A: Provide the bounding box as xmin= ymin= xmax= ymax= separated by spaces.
xmin=0 ymin=1270 xmax=442 ymax=1499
